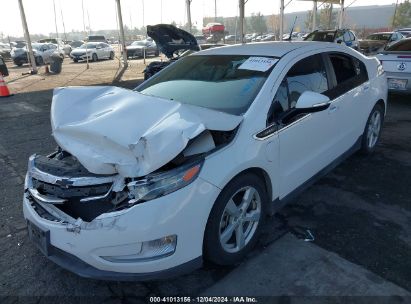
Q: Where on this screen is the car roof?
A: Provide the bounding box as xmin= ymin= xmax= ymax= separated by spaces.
xmin=194 ymin=41 xmax=336 ymax=57
xmin=370 ymin=32 xmax=393 ymax=35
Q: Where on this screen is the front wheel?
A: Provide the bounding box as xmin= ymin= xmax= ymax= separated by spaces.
xmin=361 ymin=103 xmax=384 ymax=154
xmin=109 ymin=51 xmax=115 ymax=60
xmin=203 ymin=173 xmax=267 ymax=265
xmin=92 ymin=53 xmax=98 ymax=62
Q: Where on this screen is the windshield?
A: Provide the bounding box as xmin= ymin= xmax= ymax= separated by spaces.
xmin=367 ymin=34 xmax=391 ymax=41
xmin=136 ymin=55 xmax=277 ymax=115
xmin=79 ymin=43 xmax=97 ymax=49
xmin=304 ymin=31 xmax=336 ymax=42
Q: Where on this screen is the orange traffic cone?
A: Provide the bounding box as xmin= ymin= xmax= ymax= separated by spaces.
xmin=0 ymin=74 xmax=12 ymax=98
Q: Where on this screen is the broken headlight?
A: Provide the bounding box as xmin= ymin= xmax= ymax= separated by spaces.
xmin=127 ymin=160 xmax=203 ymax=204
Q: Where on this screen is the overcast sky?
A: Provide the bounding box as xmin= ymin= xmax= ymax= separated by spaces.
xmin=0 ymin=0 xmax=398 ymax=37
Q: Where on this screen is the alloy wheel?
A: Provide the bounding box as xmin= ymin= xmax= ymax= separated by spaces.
xmin=219 ymin=186 xmax=261 ymax=253
xmin=367 ymin=110 xmax=381 ymax=148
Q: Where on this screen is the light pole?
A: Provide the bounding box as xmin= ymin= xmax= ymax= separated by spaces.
xmin=239 ymin=0 xmax=245 ymax=43
xmin=186 ymin=0 xmax=192 ymax=33
xmin=17 ymin=0 xmax=37 ymax=74
xmin=116 ymin=0 xmax=128 ymax=68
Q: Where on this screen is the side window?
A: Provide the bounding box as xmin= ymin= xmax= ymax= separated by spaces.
xmin=349 ymin=32 xmax=355 ymax=41
xmin=286 ymin=54 xmax=329 ymax=108
xmin=267 ymin=80 xmax=289 ymax=125
xmin=343 ymin=32 xmax=351 ymax=42
xmin=327 ymin=53 xmax=368 ymax=98
xmin=267 ymin=54 xmax=328 ymax=125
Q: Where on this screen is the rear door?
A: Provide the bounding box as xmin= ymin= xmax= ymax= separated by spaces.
xmin=323 ymin=52 xmax=370 ymax=152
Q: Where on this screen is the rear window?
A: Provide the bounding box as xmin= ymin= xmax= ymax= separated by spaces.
xmin=304 ymin=31 xmax=335 ymax=42
xmin=386 ymin=39 xmax=411 ymax=51
xmin=136 ymin=55 xmax=278 ymax=115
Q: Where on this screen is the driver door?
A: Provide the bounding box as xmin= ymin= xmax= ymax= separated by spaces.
xmin=272 ymin=54 xmax=338 ymax=198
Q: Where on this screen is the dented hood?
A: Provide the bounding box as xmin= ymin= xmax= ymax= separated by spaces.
xmin=51 ymin=86 xmax=242 ymax=177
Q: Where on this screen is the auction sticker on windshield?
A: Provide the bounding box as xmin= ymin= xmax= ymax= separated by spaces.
xmin=238 ymin=57 xmax=278 ymax=72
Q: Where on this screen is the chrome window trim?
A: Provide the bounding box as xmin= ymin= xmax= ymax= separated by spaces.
xmin=253 ymin=113 xmax=311 ymax=141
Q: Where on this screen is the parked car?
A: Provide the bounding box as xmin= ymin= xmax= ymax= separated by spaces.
xmin=224 ymin=34 xmax=237 ymax=43
xmin=261 ymin=34 xmax=276 ymax=42
xmin=11 ymin=43 xmax=64 ymax=66
xmin=10 ymin=41 xmax=26 ymax=49
xmin=87 ymin=35 xmax=108 ymax=43
xmin=125 ymin=40 xmax=159 ymax=59
xmin=195 ymin=35 xmax=207 ymax=45
xmin=38 ymin=38 xmax=72 ymax=56
xmin=69 ymin=40 xmax=84 ymax=49
xmin=304 ymin=29 xmax=359 ymax=50
xmin=359 ymin=32 xmax=404 ymax=56
xmin=0 ymin=43 xmax=11 ymax=60
xmin=70 ymin=42 xmax=114 ymax=62
xmin=24 ymin=41 xmax=387 ymax=280
xmin=377 ymin=38 xmax=411 ymax=93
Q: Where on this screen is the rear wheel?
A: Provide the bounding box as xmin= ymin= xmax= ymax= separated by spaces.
xmin=92 ymin=53 xmax=98 ymax=62
xmin=204 ymin=173 xmax=267 ymax=265
xmin=361 ymin=103 xmax=384 ymax=154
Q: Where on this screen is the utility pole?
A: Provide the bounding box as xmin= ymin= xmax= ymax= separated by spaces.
xmin=279 ymin=0 xmax=284 ymax=41
xmin=312 ymin=0 xmax=317 ymax=32
xmin=116 ymin=0 xmax=128 ymax=68
xmin=338 ymin=0 xmax=345 ymax=29
xmin=239 ymin=0 xmax=245 ymax=43
xmin=17 ymin=0 xmax=37 ymax=74
xmin=186 ymin=0 xmax=192 ymax=33
xmin=215 ymin=0 xmax=217 ymax=21
xmin=60 ymin=5 xmax=68 ymax=41
xmin=53 ymin=0 xmax=59 ymax=50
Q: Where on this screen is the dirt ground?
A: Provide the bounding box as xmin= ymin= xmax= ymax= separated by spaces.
xmin=0 ymin=55 xmax=410 ymax=302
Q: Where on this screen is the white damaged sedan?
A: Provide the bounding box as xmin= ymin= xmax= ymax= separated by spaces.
xmin=23 ymin=42 xmax=387 ymax=280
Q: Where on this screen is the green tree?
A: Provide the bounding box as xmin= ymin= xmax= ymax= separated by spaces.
xmin=250 ymin=12 xmax=267 ymax=35
xmin=392 ymin=0 xmax=411 ymax=28
xmin=318 ymin=4 xmax=337 ymax=29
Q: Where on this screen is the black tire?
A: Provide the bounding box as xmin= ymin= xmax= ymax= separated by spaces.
xmin=109 ymin=51 xmax=115 ymax=60
xmin=360 ymin=103 xmax=384 ymax=154
xmin=73 ymin=59 xmax=78 ymax=63
xmin=92 ymin=53 xmax=98 ymax=62
xmin=35 ymin=56 xmax=44 ymax=66
xmin=204 ymin=173 xmax=268 ymax=266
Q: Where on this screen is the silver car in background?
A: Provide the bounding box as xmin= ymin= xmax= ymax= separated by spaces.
xmin=377 ymin=38 xmax=411 ymax=93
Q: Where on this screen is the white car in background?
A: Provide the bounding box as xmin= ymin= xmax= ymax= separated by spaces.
xmin=377 ymin=37 xmax=411 ymax=93
xmin=11 ymin=43 xmax=64 ymax=66
xmin=70 ymin=42 xmax=114 ymax=62
xmin=24 ymin=42 xmax=387 ymax=280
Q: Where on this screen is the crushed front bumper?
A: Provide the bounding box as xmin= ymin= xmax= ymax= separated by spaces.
xmin=23 ymin=155 xmax=221 ymax=280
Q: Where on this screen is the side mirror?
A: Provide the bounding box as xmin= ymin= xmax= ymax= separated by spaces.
xmin=295 ymin=91 xmax=330 ymax=112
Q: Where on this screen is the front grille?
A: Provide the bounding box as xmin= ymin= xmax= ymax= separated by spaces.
xmin=27 ymin=153 xmax=128 ymax=222
xmin=32 ymin=178 xmax=111 ymax=199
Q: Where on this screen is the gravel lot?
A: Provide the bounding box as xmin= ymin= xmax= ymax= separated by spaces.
xmin=0 ymin=56 xmax=410 ymax=302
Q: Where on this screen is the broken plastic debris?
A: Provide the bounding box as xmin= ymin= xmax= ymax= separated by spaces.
xmin=51 ymin=86 xmax=242 ymax=178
